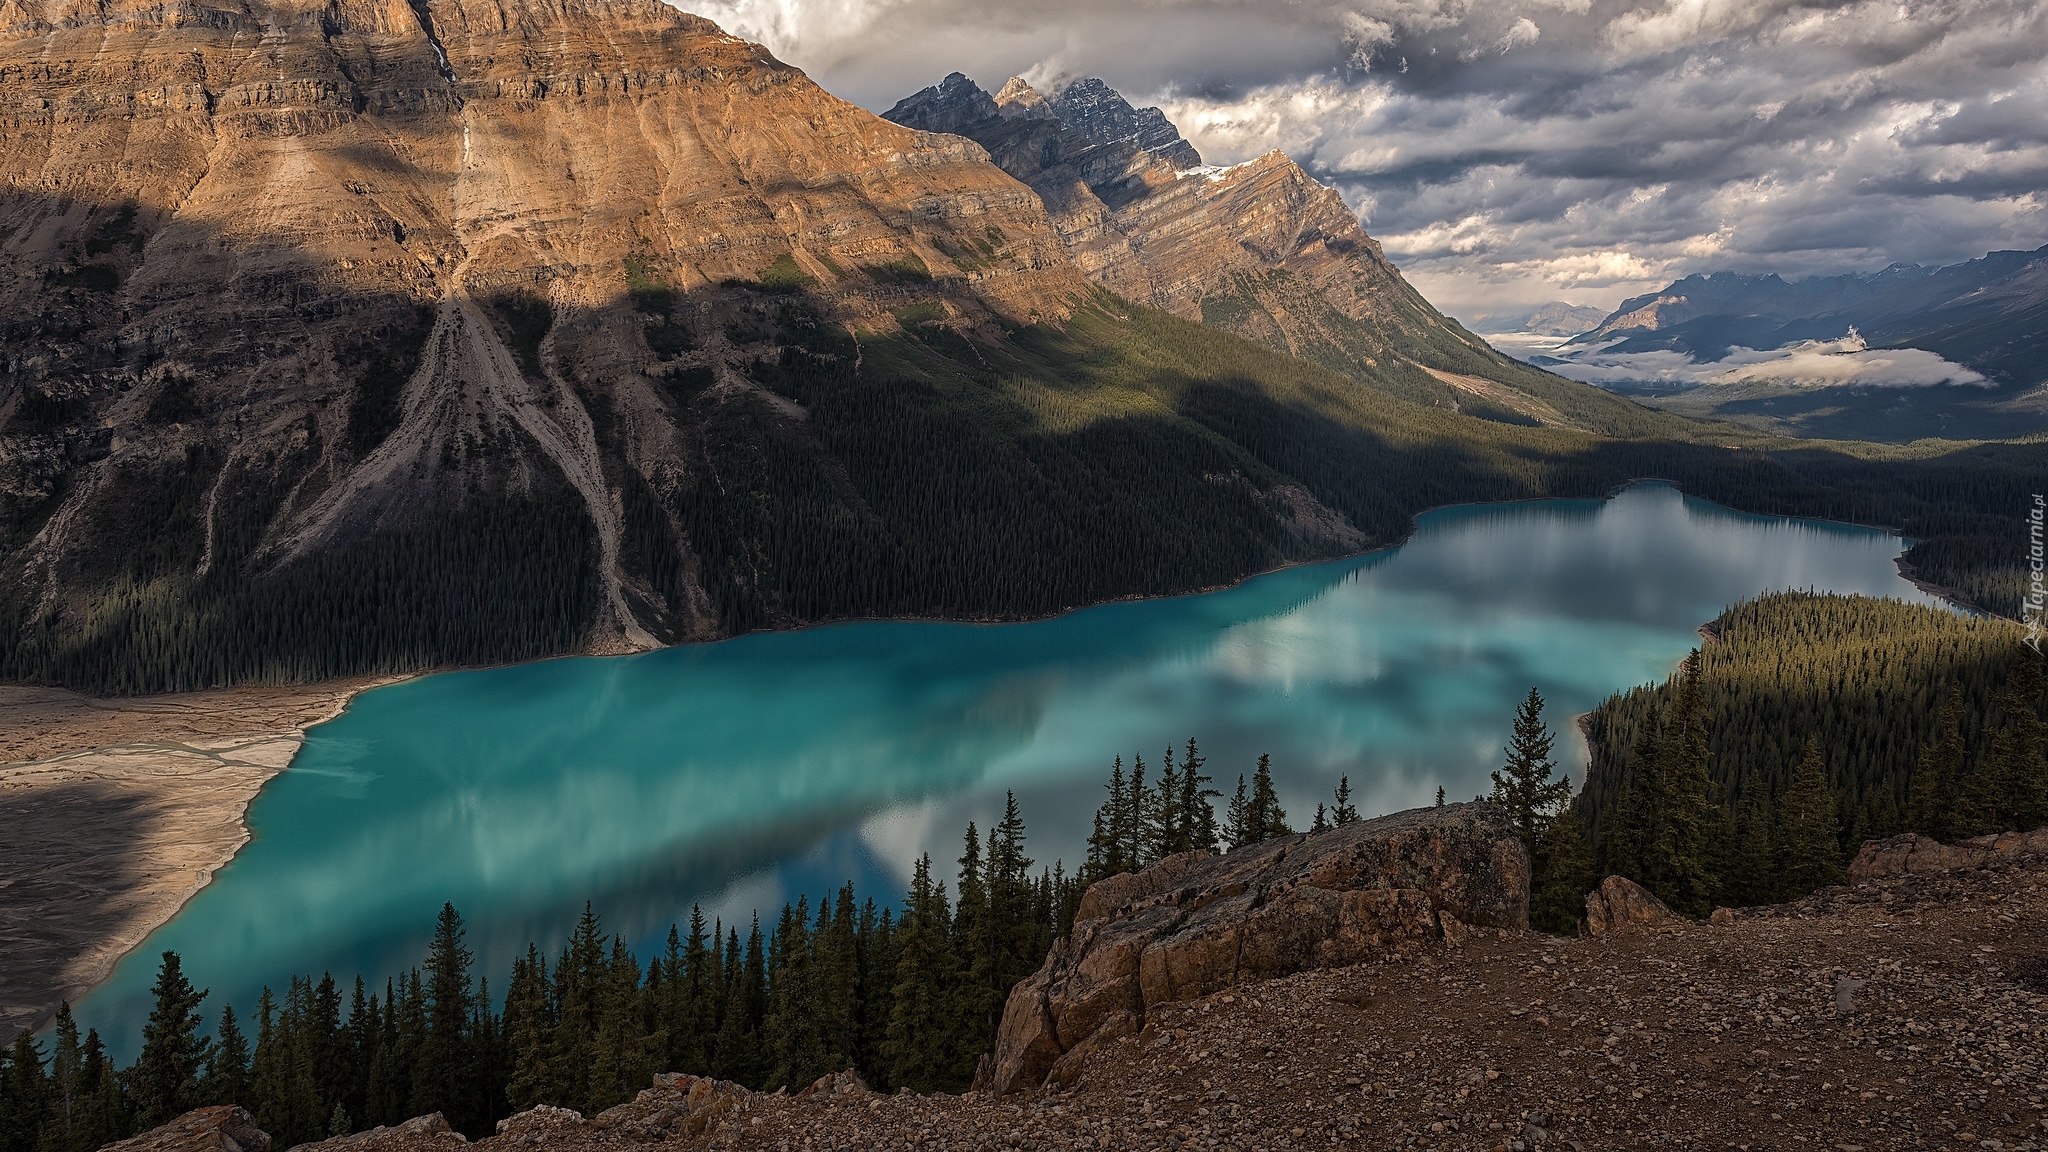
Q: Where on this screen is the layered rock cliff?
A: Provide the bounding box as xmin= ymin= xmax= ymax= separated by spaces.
xmin=0 ymin=0 xmax=1093 ymax=667
xmin=977 ymin=802 xmax=1530 ymax=1095
xmin=0 ymin=0 xmax=1673 ymax=694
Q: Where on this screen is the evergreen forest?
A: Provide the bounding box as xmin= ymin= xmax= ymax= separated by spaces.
xmin=1574 ymin=592 xmax=2047 ymax=914
xmin=4 ymin=287 xmax=2043 ymax=695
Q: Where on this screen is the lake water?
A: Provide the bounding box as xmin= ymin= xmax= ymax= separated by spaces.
xmin=76 ymin=482 xmax=1939 ymax=1052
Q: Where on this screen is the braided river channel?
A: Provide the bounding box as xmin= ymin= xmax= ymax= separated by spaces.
xmin=77 ymin=481 xmax=1942 ymax=1052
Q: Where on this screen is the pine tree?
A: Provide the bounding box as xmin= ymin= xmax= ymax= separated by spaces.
xmin=1311 ymin=803 xmax=1329 ymax=833
xmin=1434 ymin=786 xmax=1445 ymax=807
xmin=884 ymin=855 xmax=960 ymax=1093
xmin=1331 ymin=776 xmax=1359 ymax=825
xmin=2 ymin=1029 xmax=48 ymax=1152
xmin=131 ymin=952 xmax=210 ymax=1130
xmin=1250 ymin=754 xmax=1290 ymax=842
xmin=1147 ymin=749 xmax=1184 ymax=862
xmin=200 ymin=1006 xmax=250 ymax=1107
xmin=410 ymin=904 xmax=473 ymax=1129
xmin=1224 ymin=775 xmax=1252 ymax=848
xmin=79 ymin=1031 xmax=127 ymax=1152
xmin=1778 ymin=738 xmax=1845 ymax=897
xmin=1907 ymin=687 xmax=1967 ymax=841
xmin=1722 ymin=790 xmax=1776 ymax=907
xmin=1644 ymin=651 xmax=1720 ymax=915
xmin=41 ymin=1004 xmax=84 ymax=1152
xmin=1084 ymin=758 xmax=1129 ymax=881
xmin=1530 ymin=812 xmax=1594 ymax=934
xmin=1491 ymin=688 xmax=1571 ymax=854
xmin=1176 ymin=739 xmax=1220 ymax=853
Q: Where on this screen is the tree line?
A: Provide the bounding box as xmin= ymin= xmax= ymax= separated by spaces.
xmin=7 ymin=288 xmax=2043 ymax=696
xmin=1575 ymin=592 xmax=2046 ymax=915
xmin=0 ymin=735 xmax=1386 ymax=1152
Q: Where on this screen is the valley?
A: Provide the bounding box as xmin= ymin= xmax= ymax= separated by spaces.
xmin=0 ymin=0 xmax=2044 ymax=1147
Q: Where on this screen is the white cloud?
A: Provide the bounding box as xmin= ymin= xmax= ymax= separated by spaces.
xmin=1535 ymin=332 xmax=1992 ymax=388
xmin=672 ymin=0 xmax=2048 ymax=316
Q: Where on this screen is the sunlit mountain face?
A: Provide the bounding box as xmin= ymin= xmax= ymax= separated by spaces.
xmin=694 ymin=0 xmax=2047 ymax=324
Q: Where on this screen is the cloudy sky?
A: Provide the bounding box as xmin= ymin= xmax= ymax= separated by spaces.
xmin=685 ymin=0 xmax=2048 ymax=322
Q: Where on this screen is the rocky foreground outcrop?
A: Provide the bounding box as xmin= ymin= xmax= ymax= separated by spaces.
xmin=1849 ymin=827 xmax=2048 ymax=879
xmin=978 ymin=802 xmax=1530 ymax=1095
xmin=110 ymin=840 xmax=2048 ymax=1152
xmin=101 ymin=1107 xmax=271 ymax=1152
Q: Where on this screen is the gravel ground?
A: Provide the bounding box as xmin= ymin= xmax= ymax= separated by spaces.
xmin=702 ymin=861 xmax=2048 ymax=1152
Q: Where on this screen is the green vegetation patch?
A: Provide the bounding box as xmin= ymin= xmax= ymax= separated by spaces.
xmin=345 ymin=306 xmax=436 ymax=457
xmin=864 ymin=253 xmax=931 ymax=284
xmin=756 ymin=253 xmax=817 ymax=295
xmin=623 ymin=255 xmax=675 ymax=316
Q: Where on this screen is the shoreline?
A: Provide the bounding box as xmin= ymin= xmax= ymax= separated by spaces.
xmin=0 ymin=477 xmax=1980 ymax=1040
xmin=0 ymin=678 xmax=396 ymax=1043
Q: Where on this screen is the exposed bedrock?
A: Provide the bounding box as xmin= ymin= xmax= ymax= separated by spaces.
xmin=978 ymin=802 xmax=1531 ymax=1095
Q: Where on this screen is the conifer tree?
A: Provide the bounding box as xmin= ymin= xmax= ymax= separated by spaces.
xmin=1722 ymin=791 xmax=1776 ymax=907
xmin=1 ymin=1029 xmax=48 ymax=1152
xmin=1778 ymin=739 xmax=1845 ymax=896
xmin=1529 ymin=813 xmax=1594 ymax=934
xmin=42 ymin=1004 xmax=85 ymax=1152
xmin=502 ymin=948 xmax=550 ymax=1111
xmin=1491 ymin=688 xmax=1570 ymax=853
xmin=131 ymin=952 xmax=210 ymax=1130
xmin=1907 ymin=687 xmax=1967 ymax=841
xmin=410 ymin=905 xmax=473 ymax=1128
xmin=1645 ymin=651 xmax=1720 ymax=915
xmin=200 ymin=1006 xmax=250 ymax=1107
xmin=1311 ymin=803 xmax=1329 ymax=833
xmin=884 ymin=856 xmax=960 ymax=1093
xmin=1147 ymin=749 xmax=1183 ymax=862
xmin=1175 ymin=739 xmax=1220 ymax=853
xmin=1331 ymin=776 xmax=1359 ymax=825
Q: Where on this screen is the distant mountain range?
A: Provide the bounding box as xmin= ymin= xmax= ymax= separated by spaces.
xmin=1481 ymin=302 xmax=1609 ymax=337
xmin=1571 ymin=244 xmax=2048 ymax=385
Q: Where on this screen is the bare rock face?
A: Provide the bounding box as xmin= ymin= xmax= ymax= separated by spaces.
xmin=286 ymin=1113 xmax=466 ymax=1152
xmin=0 ymin=0 xmax=1089 ymax=668
xmin=101 ymin=1107 xmax=272 ymax=1152
xmin=1848 ymin=829 xmax=2048 ymax=881
xmin=1583 ymin=876 xmax=1688 ymax=937
xmin=978 ymin=802 xmax=1530 ymax=1095
xmin=884 ymin=75 xmax=1526 ymax=402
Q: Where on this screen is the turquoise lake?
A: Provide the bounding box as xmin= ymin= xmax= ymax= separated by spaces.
xmin=75 ymin=482 xmax=1941 ymax=1052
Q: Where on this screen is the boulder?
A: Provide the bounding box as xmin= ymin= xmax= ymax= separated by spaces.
xmin=100 ymin=1108 xmax=271 ymax=1152
xmin=979 ymin=802 xmax=1529 ymax=1095
xmin=285 ymin=1114 xmax=465 ymax=1152
xmin=1847 ymin=829 xmax=2048 ymax=881
xmin=1582 ymin=876 xmax=1687 ymax=937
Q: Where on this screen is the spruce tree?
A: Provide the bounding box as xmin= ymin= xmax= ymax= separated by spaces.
xmin=884 ymin=856 xmax=960 ymax=1093
xmin=1331 ymin=776 xmax=1359 ymax=825
xmin=1224 ymin=775 xmax=1252 ymax=849
xmin=1311 ymin=803 xmax=1329 ymax=833
xmin=1907 ymin=687 xmax=1967 ymax=841
xmin=1 ymin=1029 xmax=48 ymax=1152
xmin=410 ymin=904 xmax=473 ymax=1128
xmin=1530 ymin=812 xmax=1594 ymax=934
xmin=42 ymin=1004 xmax=84 ymax=1152
xmin=1778 ymin=739 xmax=1846 ymax=897
xmin=1645 ymin=651 xmax=1719 ymax=915
xmin=1491 ymin=688 xmax=1570 ymax=853
xmin=1250 ymin=754 xmax=1290 ymax=841
xmin=200 ymin=1006 xmax=250 ymax=1107
xmin=131 ymin=951 xmax=210 ymax=1130
xmin=1176 ymin=739 xmax=1220 ymax=853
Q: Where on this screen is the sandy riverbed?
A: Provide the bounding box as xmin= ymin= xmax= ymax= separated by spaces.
xmin=0 ymin=679 xmax=388 ymax=1042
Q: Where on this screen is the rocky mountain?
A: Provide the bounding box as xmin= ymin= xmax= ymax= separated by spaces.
xmin=1576 ymin=243 xmax=2048 ymax=384
xmin=882 ymin=73 xmax=1594 ymax=421
xmin=1518 ymin=301 xmax=1609 ymax=336
xmin=1 ymin=0 xmax=2036 ymax=695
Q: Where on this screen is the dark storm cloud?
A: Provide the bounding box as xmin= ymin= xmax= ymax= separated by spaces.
xmin=683 ymin=0 xmax=2048 ymax=316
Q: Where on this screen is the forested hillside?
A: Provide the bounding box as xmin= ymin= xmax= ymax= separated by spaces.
xmin=1577 ymin=593 xmax=2045 ymax=912
xmin=7 ymin=291 xmax=2044 ymax=693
